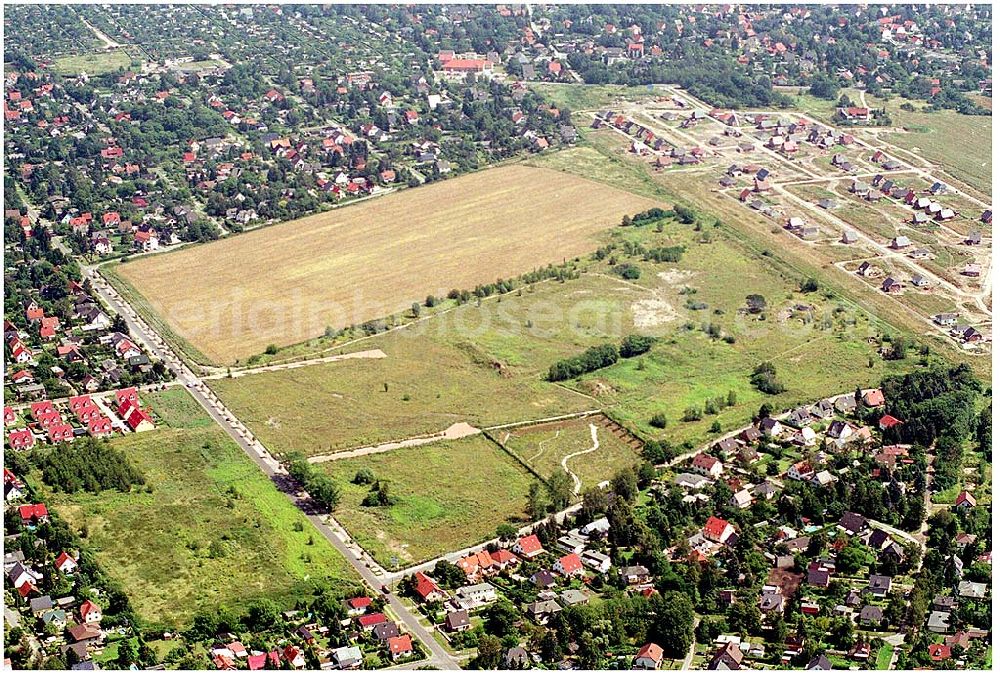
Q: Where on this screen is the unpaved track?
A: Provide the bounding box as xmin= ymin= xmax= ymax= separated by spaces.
xmin=307 ymin=422 xmax=480 ymax=464
xmin=203 ymin=349 xmax=386 ymax=380
xmin=560 ymin=423 xmax=600 ymax=494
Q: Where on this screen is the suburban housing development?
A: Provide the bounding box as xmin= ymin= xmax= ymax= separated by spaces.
xmin=2 ymin=3 xmax=992 ymax=672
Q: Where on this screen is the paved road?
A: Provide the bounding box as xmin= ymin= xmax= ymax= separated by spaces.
xmin=88 ymin=268 xmax=460 ymax=670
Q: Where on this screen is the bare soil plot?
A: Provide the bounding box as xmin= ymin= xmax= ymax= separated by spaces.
xmin=118 ymin=165 xmax=662 ymax=363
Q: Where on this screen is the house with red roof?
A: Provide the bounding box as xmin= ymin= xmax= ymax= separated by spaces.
xmin=213 ymin=653 xmax=236 ymax=670
xmin=514 ymin=534 xmax=544 ymax=559
xmin=25 ymin=302 xmax=44 ymax=322
xmin=691 ymin=452 xmax=724 ymax=478
xmin=554 ymin=552 xmax=583 ymax=577
xmin=634 ymin=642 xmax=664 ymax=670
xmin=115 ymin=387 xmax=139 ymax=406
xmin=955 ymin=491 xmax=977 ymax=509
xmin=358 ymin=612 xmax=388 ymax=630
xmin=29 ymin=400 xmax=56 ymax=419
xmin=55 ymin=551 xmax=78 ymax=574
xmin=247 ymin=653 xmax=267 ymax=671
xmin=9 ymin=339 xmax=33 ymax=363
xmin=4 ymin=406 xmax=16 ymax=425
xmin=18 ymin=503 xmax=48 ymax=527
xmin=703 ymin=516 xmax=735 ymax=543
xmin=878 ymin=414 xmax=902 ymax=431
xmin=862 ymin=389 xmax=885 ymax=407
xmin=283 ymin=645 xmax=305 ymax=669
xmin=47 ymin=423 xmax=74 ymax=444
xmin=8 ymin=429 xmax=35 ymax=451
xmin=490 ymin=548 xmax=518 ymax=570
xmin=10 ymin=370 xmax=33 ymax=385
xmin=345 ymin=596 xmax=372 ymax=616
xmin=75 ymin=403 xmax=102 ymax=424
xmin=79 ymin=599 xmax=102 ymax=624
xmin=69 ymin=395 xmax=93 ymax=413
xmin=413 ymin=571 xmax=445 ymax=602
xmin=88 ymin=417 xmax=114 ymax=438
xmin=928 ymin=644 xmax=952 ymax=662
xmin=120 ymin=404 xmax=155 ymax=432
xmin=388 ymin=635 xmax=413 ymax=660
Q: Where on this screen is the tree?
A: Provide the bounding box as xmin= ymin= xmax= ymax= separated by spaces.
xmin=474 ymin=634 xmax=503 ymax=669
xmin=650 ymin=591 xmax=695 ymax=656
xmin=496 ymin=523 xmax=518 ymax=541
xmin=116 ymin=639 xmax=139 ymax=669
xmin=483 ymin=599 xmax=521 ymax=641
xmin=611 ymin=468 xmax=638 ymax=503
xmin=238 ymin=597 xmax=279 ymax=633
xmin=353 ymin=468 xmax=376 ymax=485
xmin=526 ymin=482 xmax=547 ymax=520
xmin=750 ymin=361 xmax=785 ymax=394
xmin=307 ymin=474 xmax=341 ymax=512
xmin=837 ymin=543 xmax=867 ymax=575
xmin=546 ymin=470 xmax=575 ymax=511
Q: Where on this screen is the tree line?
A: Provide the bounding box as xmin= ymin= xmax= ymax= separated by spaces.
xmin=547 ymin=335 xmax=656 ymax=382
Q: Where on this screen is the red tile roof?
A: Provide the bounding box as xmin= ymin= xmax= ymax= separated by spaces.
xmin=704 ymin=515 xmax=732 ymax=540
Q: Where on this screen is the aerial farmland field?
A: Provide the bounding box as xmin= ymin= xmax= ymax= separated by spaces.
xmin=117 ymin=165 xmax=663 ymax=364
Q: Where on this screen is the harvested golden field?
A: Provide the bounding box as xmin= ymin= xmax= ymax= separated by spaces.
xmin=118 ymin=165 xmax=662 ymax=364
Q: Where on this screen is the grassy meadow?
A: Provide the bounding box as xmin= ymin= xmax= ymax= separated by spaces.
xmin=316 ymin=435 xmax=534 ymax=569
xmin=880 ymin=97 xmax=992 ymax=198
xmin=38 ymin=389 xmax=357 ymax=627
xmin=51 ymin=50 xmax=132 ymax=75
xmin=501 ymin=417 xmax=642 ymax=489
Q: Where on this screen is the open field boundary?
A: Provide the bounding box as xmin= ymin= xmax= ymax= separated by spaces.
xmin=100 ymin=262 xmax=216 ymax=369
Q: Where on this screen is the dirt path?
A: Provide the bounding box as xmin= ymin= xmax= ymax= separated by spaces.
xmin=307 ymin=422 xmax=480 ymax=464
xmin=80 ymin=17 xmax=123 ymax=49
xmin=527 ymin=429 xmax=561 ymax=464
xmin=204 ymin=348 xmax=387 ymax=380
xmin=560 ymin=423 xmax=600 ymax=494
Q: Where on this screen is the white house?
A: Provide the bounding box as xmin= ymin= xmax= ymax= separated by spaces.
xmin=580 ymin=550 xmax=612 ymax=574
xmin=730 ymin=489 xmax=753 ymax=509
xmin=455 ymin=583 xmax=496 ymax=606
xmin=691 ymin=452 xmax=724 ymax=478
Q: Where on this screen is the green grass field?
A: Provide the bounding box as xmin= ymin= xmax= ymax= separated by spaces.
xmin=316 ymin=435 xmax=534 ymax=569
xmin=880 ymin=97 xmax=992 ymax=197
xmin=211 ymin=272 xmax=657 ymax=455
xmin=39 ymin=389 xmax=356 ymax=627
xmin=502 ymin=417 xmax=642 ymax=489
xmin=51 ymin=50 xmax=133 ymax=75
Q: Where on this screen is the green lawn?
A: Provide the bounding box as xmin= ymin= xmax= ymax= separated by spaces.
xmin=40 ymin=390 xmax=357 ymax=628
xmin=317 ymin=435 xmax=535 ymax=569
xmin=212 ymin=272 xmax=650 ymax=455
xmin=875 ymin=643 xmax=894 ymax=670
xmin=51 ymin=50 xmax=133 ymax=75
